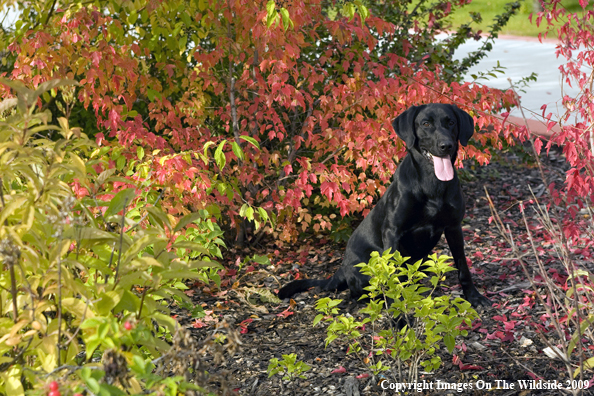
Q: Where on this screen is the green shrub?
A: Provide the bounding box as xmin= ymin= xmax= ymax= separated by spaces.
xmin=267 ymin=353 xmax=311 ymax=382
xmin=0 ymin=78 xmax=233 ymax=395
xmin=314 ymin=250 xmax=478 ymax=382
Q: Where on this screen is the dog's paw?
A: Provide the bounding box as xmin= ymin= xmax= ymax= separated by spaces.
xmin=464 ymin=289 xmax=493 ymax=308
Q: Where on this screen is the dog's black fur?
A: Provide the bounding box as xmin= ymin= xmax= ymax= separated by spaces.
xmin=278 ymin=103 xmax=491 ymax=308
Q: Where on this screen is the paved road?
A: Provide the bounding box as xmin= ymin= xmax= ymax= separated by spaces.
xmin=452 ymin=34 xmax=578 ymax=135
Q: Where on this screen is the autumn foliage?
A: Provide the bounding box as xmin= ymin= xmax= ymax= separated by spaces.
xmin=2 ymin=0 xmax=594 ymax=393
xmin=4 ymin=0 xmax=523 ymax=243
xmin=531 ymin=0 xmax=594 ymax=241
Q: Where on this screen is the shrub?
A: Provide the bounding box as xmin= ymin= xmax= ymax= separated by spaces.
xmin=4 ymin=1 xmax=524 ymax=244
xmin=0 ymin=78 xmax=234 ymax=395
xmin=314 ymin=250 xmax=478 ymax=383
xmin=267 ymin=353 xmax=312 ymax=381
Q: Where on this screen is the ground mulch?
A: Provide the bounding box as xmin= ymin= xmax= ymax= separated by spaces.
xmin=181 ymin=144 xmax=594 ymax=396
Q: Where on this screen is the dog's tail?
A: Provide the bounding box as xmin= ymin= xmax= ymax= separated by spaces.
xmin=277 ymin=268 xmax=348 ymax=299
xmin=277 ymin=279 xmax=330 ymax=299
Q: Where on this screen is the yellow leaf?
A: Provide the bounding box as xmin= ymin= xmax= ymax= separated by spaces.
xmin=5 ymin=335 xmax=21 ymax=346
xmin=65 ymin=339 xmax=80 ymax=365
xmin=62 ymin=298 xmax=95 ymax=321
xmin=573 ymin=356 xmax=594 ymax=377
xmin=0 ymin=365 xmax=24 ymax=396
xmin=39 ymin=336 xmax=58 ymax=372
xmin=129 ymin=377 xmax=143 ymax=394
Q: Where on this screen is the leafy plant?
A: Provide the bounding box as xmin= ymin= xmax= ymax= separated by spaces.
xmin=3 ymin=0 xmax=525 ymax=245
xmin=0 ymin=78 xmax=233 ymax=395
xmin=314 ymin=250 xmax=478 ymax=382
xmin=473 ymin=0 xmax=594 ymax=385
xmin=267 ymin=353 xmax=311 ymax=381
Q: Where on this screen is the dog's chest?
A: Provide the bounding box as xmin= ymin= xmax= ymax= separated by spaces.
xmin=398 ymin=197 xmax=459 ymax=253
xmin=423 ymin=196 xmax=455 ymax=220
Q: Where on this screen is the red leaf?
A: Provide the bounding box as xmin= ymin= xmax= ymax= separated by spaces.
xmin=276 ymin=309 xmax=294 ymax=318
xmin=533 ymin=137 xmax=543 ymax=154
xmin=237 ymin=318 xmax=253 ymax=334
xmin=459 ymin=364 xmax=485 ymax=371
xmin=193 ymin=320 xmax=207 ymax=329
xmin=331 ymin=366 xmax=347 ymax=375
xmin=320 ymin=181 xmax=338 ymax=201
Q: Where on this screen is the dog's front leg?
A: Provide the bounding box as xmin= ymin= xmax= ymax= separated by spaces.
xmin=444 ymin=226 xmax=492 ymax=307
xmin=380 ymin=193 xmax=415 ymax=255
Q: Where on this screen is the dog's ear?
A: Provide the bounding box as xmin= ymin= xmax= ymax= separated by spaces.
xmin=452 ymin=105 xmax=474 ymax=146
xmin=392 ymin=105 xmax=425 ymax=148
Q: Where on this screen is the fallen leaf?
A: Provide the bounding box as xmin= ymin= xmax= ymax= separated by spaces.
xmin=276 ymin=308 xmax=294 ymax=318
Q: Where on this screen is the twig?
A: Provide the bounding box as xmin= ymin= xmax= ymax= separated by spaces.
xmin=57 ymin=240 xmax=63 ymax=366
xmin=112 ymin=197 xmax=129 ymax=288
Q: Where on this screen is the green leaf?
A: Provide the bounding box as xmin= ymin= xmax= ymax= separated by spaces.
xmin=355 ymin=1 xmax=369 ymax=22
xmin=128 ymin=9 xmax=138 ymax=24
xmin=231 ymin=141 xmax=244 ymax=161
xmin=96 ymin=291 xmax=123 ymax=316
xmin=121 ymin=234 xmax=153 ymax=266
xmin=266 ymin=10 xmax=279 ymax=28
xmin=105 ymin=188 xmax=136 ymax=218
xmin=190 ymin=259 xmax=223 ymax=269
xmin=214 ymin=140 xmax=226 ymax=170
xmin=151 ymin=312 xmax=177 ymax=333
xmin=568 ymin=314 xmax=594 ymax=356
xmin=85 ymin=376 xmax=101 ymax=394
xmin=137 ymin=146 xmax=145 ymax=161
xmin=85 ymin=339 xmax=102 ymax=361
xmin=113 ymin=289 xmax=141 ymax=313
xmin=173 ymin=211 xmax=205 ymax=232
xmin=342 ymin=2 xmax=356 ymax=20
xmin=239 ymin=135 xmax=260 ymax=149
xmin=266 ymin=0 xmax=276 ymax=15
xmin=146 ymin=206 xmax=172 ymax=230
xmin=443 ymin=334 xmax=455 ymax=353
xmin=179 ymin=35 xmax=188 ymax=51
xmin=65 ymin=227 xmax=118 ymax=246
xmin=173 ymin=240 xmax=209 ymax=255
xmin=116 ymin=156 xmax=126 ymax=171
xmin=80 ymin=366 xmax=92 ymax=380
xmin=280 ymin=8 xmax=293 ymax=30
xmin=313 ymin=314 xmax=324 ymax=326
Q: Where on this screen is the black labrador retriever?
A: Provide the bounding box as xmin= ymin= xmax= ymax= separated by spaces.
xmin=278 ymin=103 xmax=491 ymax=308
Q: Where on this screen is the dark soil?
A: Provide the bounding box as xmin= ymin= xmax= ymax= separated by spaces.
xmin=184 ymin=145 xmax=594 ymax=396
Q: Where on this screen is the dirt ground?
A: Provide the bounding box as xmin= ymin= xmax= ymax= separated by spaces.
xmin=183 ymin=145 xmax=594 ymax=396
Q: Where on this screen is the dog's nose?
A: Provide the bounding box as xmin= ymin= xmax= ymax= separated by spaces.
xmin=438 ymin=141 xmax=453 ymax=153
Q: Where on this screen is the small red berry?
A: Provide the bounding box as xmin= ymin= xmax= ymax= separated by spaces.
xmin=48 ymin=391 xmax=61 ymax=396
xmin=124 ymin=321 xmax=133 ymax=331
xmin=73 ymin=394 xmax=84 ymax=396
xmin=49 ymin=381 xmax=59 ymax=391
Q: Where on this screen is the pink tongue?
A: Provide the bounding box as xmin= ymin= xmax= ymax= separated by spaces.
xmin=433 ymin=155 xmax=454 ymax=181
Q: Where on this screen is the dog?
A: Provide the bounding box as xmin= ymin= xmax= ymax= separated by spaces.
xmin=278 ymin=103 xmax=491 ymax=308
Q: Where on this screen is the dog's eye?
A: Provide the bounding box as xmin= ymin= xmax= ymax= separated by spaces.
xmin=422 ymin=121 xmax=431 ymax=127
xmin=448 ymin=120 xmax=456 ymax=126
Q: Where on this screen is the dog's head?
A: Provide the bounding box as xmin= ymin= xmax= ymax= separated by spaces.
xmin=391 ymin=104 xmax=474 ymax=181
